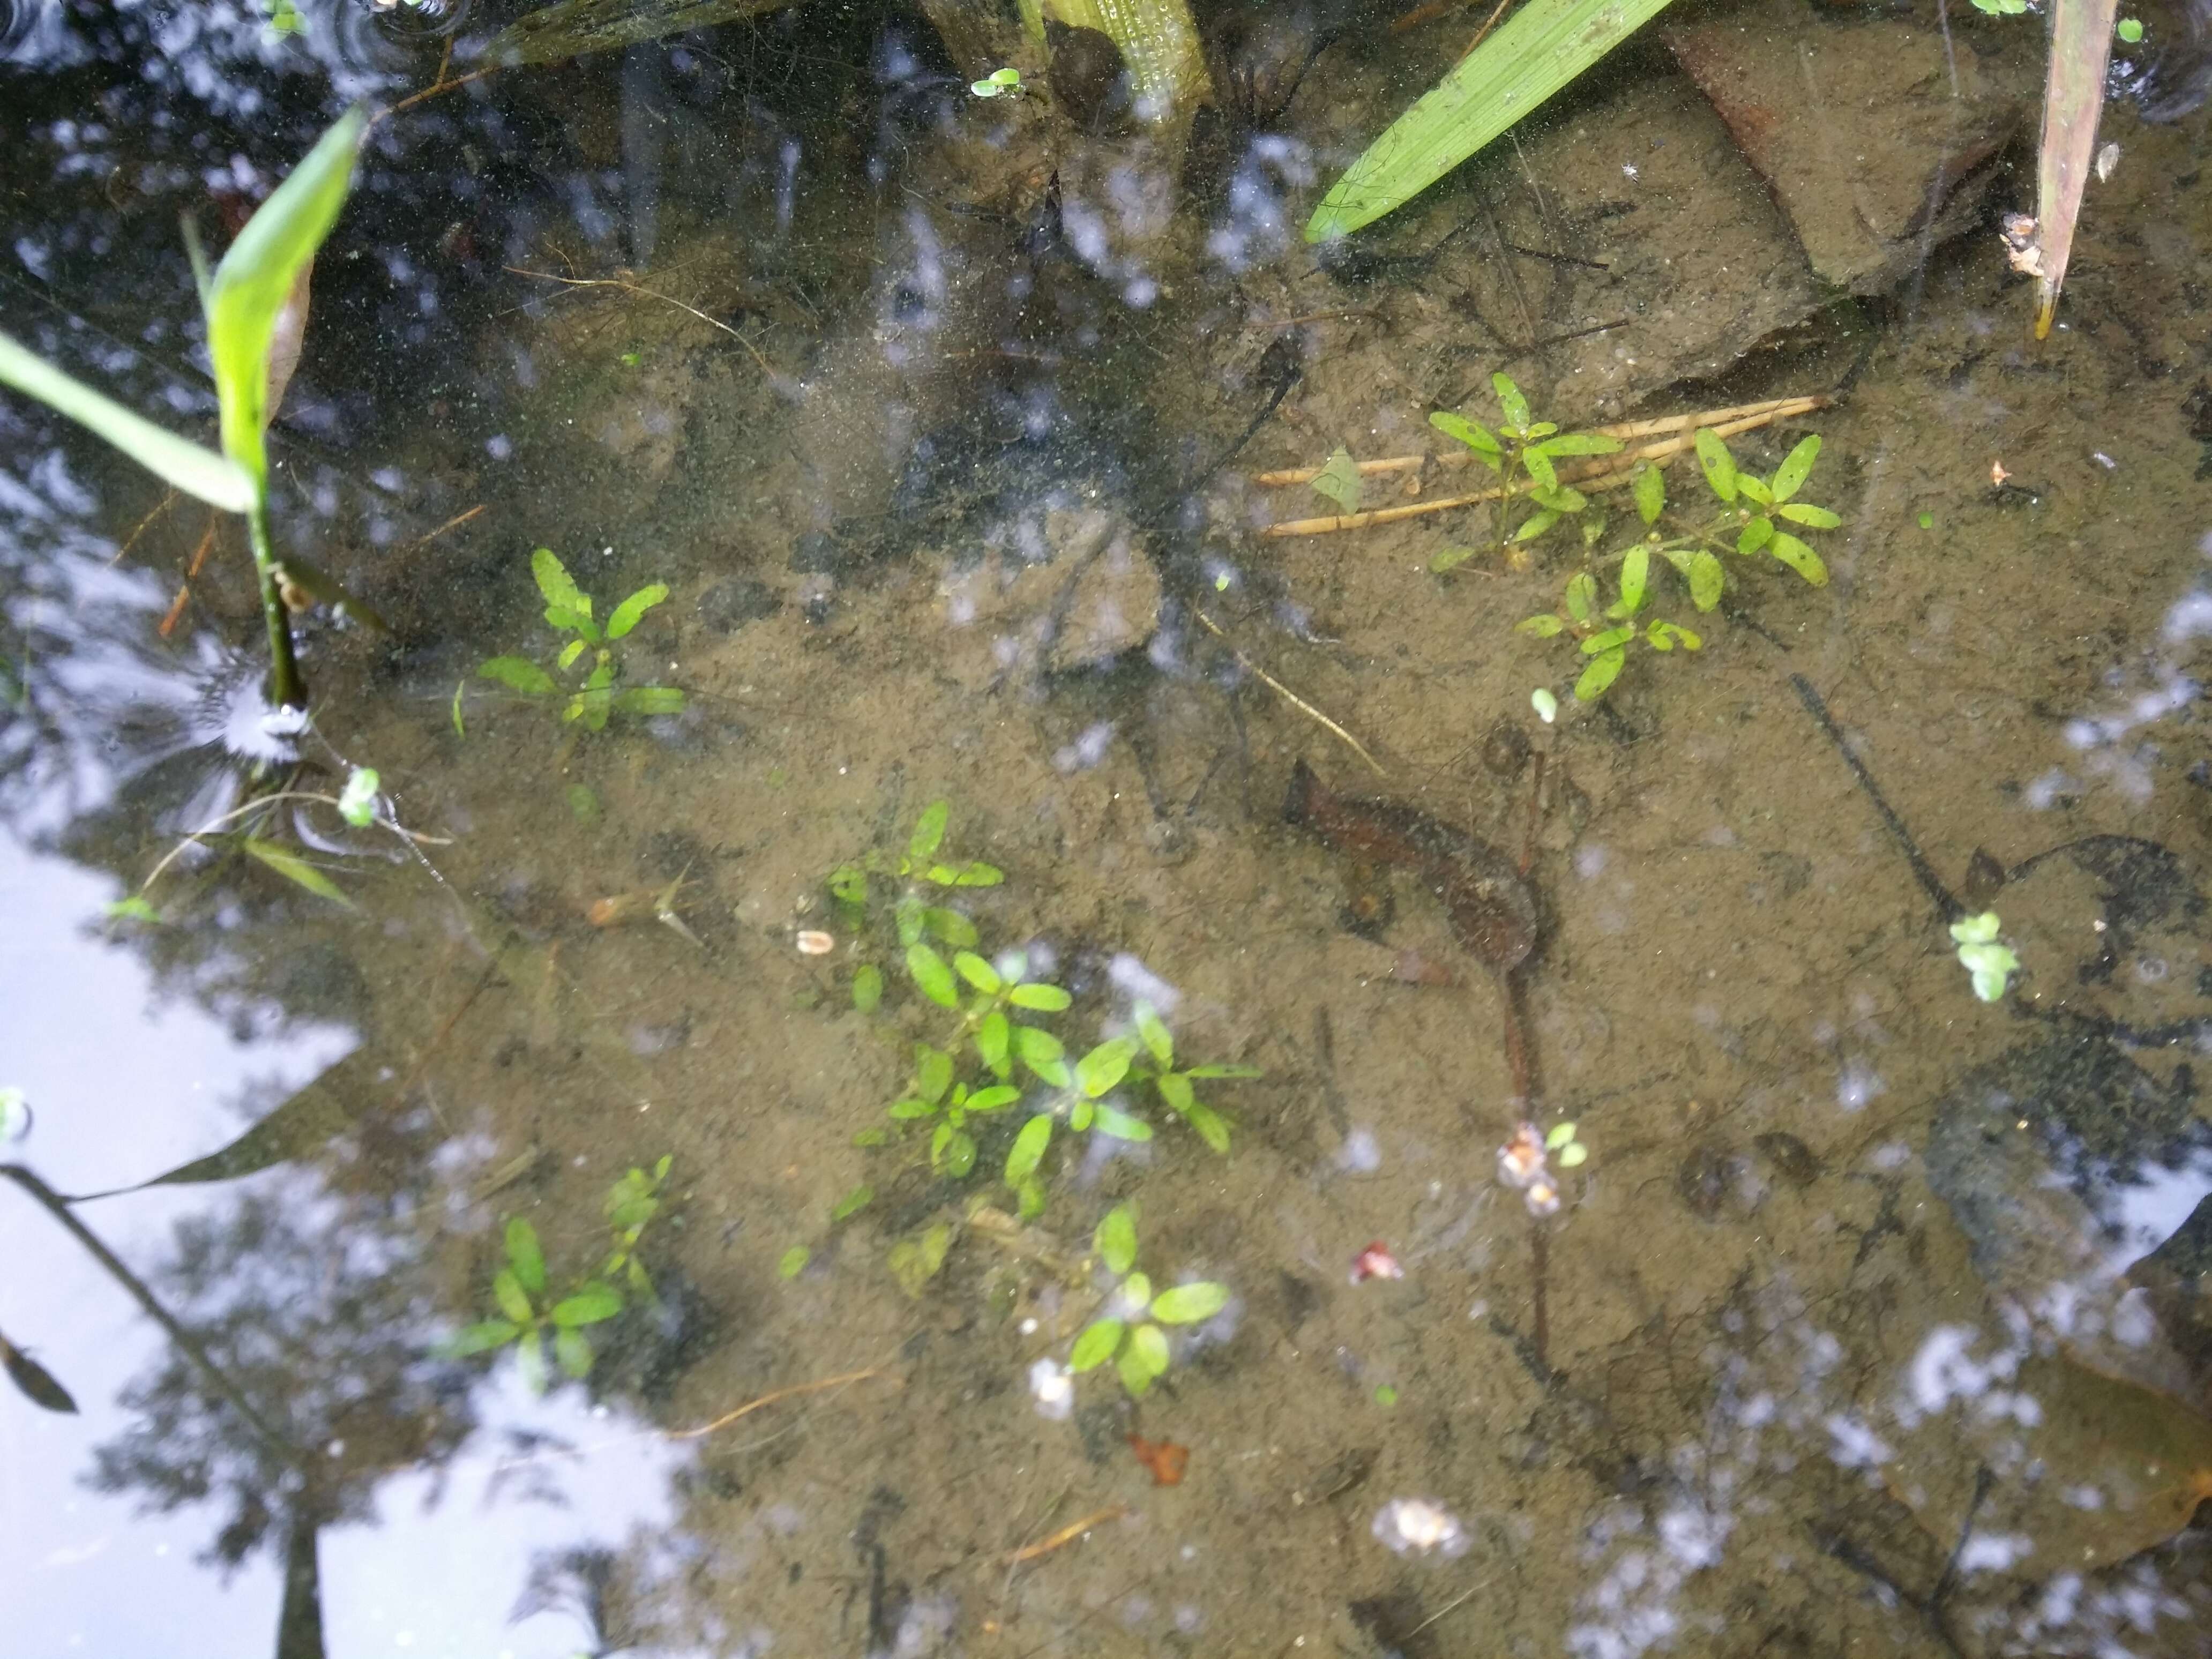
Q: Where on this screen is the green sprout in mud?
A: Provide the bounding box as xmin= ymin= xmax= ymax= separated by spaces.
xmin=1068 ymin=1205 xmax=1230 ymax=1398
xmin=1512 ymin=427 xmax=1841 ymax=703
xmin=1950 ymin=911 xmax=2021 ymax=1003
xmin=443 ymin=1159 xmax=675 ymax=1392
xmin=828 ymin=799 xmax=1005 ymax=961
xmin=471 ymin=547 xmax=684 ymax=731
xmin=1428 ymin=372 xmax=1625 ymax=570
xmin=970 ymin=66 xmax=1024 ymax=98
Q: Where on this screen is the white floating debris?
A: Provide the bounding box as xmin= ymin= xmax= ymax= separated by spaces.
xmin=1372 ymin=1497 xmax=1470 ymax=1559
xmin=794 ymin=930 xmax=836 ymax=956
xmin=2095 ymin=141 xmax=2120 ymax=183
xmin=1028 ymin=1357 xmax=1073 ymax=1422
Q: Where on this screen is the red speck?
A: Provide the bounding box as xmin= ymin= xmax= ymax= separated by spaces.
xmin=1350 ymin=1242 xmax=1404 ymax=1283
xmin=1127 ymin=1433 xmax=1189 ymax=1486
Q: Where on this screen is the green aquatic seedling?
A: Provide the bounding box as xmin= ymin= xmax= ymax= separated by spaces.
xmin=828 ymin=798 xmax=1005 ymax=926
xmin=1514 ymin=429 xmax=1841 ymax=702
xmin=970 ymin=65 xmax=1025 ymax=97
xmin=474 ymin=547 xmax=684 ymax=730
xmin=1068 ymin=1204 xmax=1230 ymax=1397
xmin=1428 ymin=373 xmax=1623 ymax=569
xmin=600 ymin=1154 xmax=672 ymax=1305
xmin=1950 ymin=912 xmax=2021 ymax=1002
xmin=443 ymin=1217 xmax=624 ymax=1394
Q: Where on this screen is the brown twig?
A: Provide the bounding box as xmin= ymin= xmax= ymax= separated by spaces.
xmin=399 ymin=503 xmax=485 ymax=552
xmin=108 ymin=488 xmax=178 ymax=566
xmin=666 ymin=1366 xmax=894 ymax=1440
xmin=1006 ymin=1505 xmax=1131 ymax=1564
xmin=505 ymin=265 xmax=774 ymax=374
xmin=1195 ymin=611 xmax=1386 ymax=776
xmin=1460 ymin=0 xmax=1519 ymax=59
xmin=378 ymin=65 xmax=498 ymax=123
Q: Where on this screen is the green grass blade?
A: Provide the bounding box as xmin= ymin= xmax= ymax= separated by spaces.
xmin=1306 ymin=0 xmax=1678 ymax=242
xmin=0 ymin=330 xmax=254 ymax=511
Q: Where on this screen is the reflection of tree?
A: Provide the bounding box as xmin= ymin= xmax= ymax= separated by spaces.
xmin=86 ymin=1184 xmax=477 ymax=1583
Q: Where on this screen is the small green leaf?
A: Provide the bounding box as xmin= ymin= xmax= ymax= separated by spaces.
xmin=1777 ymin=502 xmax=1841 ymax=529
xmin=948 ymin=862 xmax=1004 ymax=887
xmin=337 ymin=767 xmax=379 ymax=827
xmin=1557 ymin=1141 xmax=1588 ymax=1168
xmin=1737 ymin=516 xmax=1774 ymax=556
xmin=953 ymin=951 xmax=1002 ymax=995
xmin=828 ymin=864 xmax=869 ymax=907
xmin=853 ymin=1127 xmax=888 ymax=1147
xmin=1016 ymin=1176 xmax=1046 ymax=1220
xmin=1528 ymin=483 xmax=1588 ymax=513
xmin=504 ymin=1217 xmax=547 ymax=1293
xmin=532 ymin=547 xmax=586 ymax=615
xmin=106 ymin=896 xmax=159 ymax=923
xmin=1575 ymin=647 xmax=1626 ymax=703
xmin=939 ymin=1129 xmax=977 ymax=1178
xmin=441 ymin=1319 xmax=520 ymax=1357
xmin=915 ymin=1044 xmax=953 ymax=1103
xmin=1070 ymin=1098 xmax=1094 ymax=1132
xmin=1092 ymin=1104 xmax=1154 ymax=1141
xmin=908 ymin=799 xmax=950 ymax=861
xmin=1016 ymin=1026 xmax=1070 ymax=1086
xmin=1633 ymin=462 xmax=1665 ymax=525
xmin=1155 ymin=1070 xmax=1194 ymax=1114
xmin=1076 ymin=1037 xmax=1138 ymax=1098
xmin=1687 ymin=550 xmax=1725 ymax=611
xmin=1006 ymin=1114 xmax=1053 ymax=1186
xmin=778 ymin=1246 xmax=810 ymax=1280
xmin=1770 ymin=434 xmax=1821 ymax=503
xmin=922 ymin=907 xmax=978 ymax=947
xmin=451 ymin=679 xmax=466 ymax=738
xmin=1133 ymin=1004 xmax=1174 ymax=1066
xmin=1521 ymin=446 xmax=1558 ymax=492
xmin=1618 ymin=545 xmax=1648 ymax=614
xmin=1694 ymin=428 xmax=1738 ymax=502
xmin=1007 ymin=981 xmax=1071 ymax=1012
xmin=1429 ymin=545 xmax=1479 ymax=573
xmin=1150 ymin=1281 xmax=1230 ymax=1324
xmin=1097 ymin=1205 xmax=1140 ymax=1275
xmin=553 ymin=1325 xmax=594 ymax=1379
xmin=1516 ymin=613 xmax=1565 ymax=638
xmin=565 ymin=783 xmax=599 ymax=824
xmin=1736 ymin=474 xmax=1774 ymax=508
xmin=2117 ymin=16 xmax=2143 ymax=42
xmin=1127 ymin=1321 xmax=1171 ymax=1378
xmin=852 ymin=964 xmax=883 ymax=1013
xmin=1183 ymin=1098 xmax=1232 ymax=1154
xmin=1511 ymin=509 xmax=1560 ymax=543
xmin=242 ymin=839 xmax=355 ymax=908
xmin=965 ymin=1085 xmax=1020 ymax=1114
xmin=887 ymin=1097 xmax=937 ymax=1121
xmin=613 ymin=687 xmax=685 ymax=716
xmin=975 ymin=1009 xmax=1010 ymax=1074
xmin=1491 ymin=372 xmax=1532 ymax=432
xmin=831 ymin=1184 xmax=874 ymax=1222
xmin=1769 ymin=532 xmax=1829 ymax=587
xmin=1116 ymin=1345 xmax=1156 ymax=1396
xmin=492 ymin=1268 xmax=534 ymax=1325
xmin=1070 ymin=1318 xmax=1124 ymax=1372
xmin=1429 ymin=410 xmax=1500 ymax=458
xmin=550 ymin=1283 xmax=624 ymax=1326
xmin=479 ymin=656 xmax=557 ymax=696
xmin=1311 ymin=447 xmax=1364 ymax=515
xmin=557 ymin=638 xmax=586 ymax=671
xmin=1564 ymin=572 xmax=1596 ymax=623
xmin=1581 ymin=626 xmax=1635 ymax=655
xmin=906 ymin=943 xmax=959 ymax=1008
xmin=606 ymin=583 xmax=669 ymax=639
xmin=1646 ymin=621 xmax=1702 ymax=652
xmin=1531 ymin=432 xmax=1622 ymax=458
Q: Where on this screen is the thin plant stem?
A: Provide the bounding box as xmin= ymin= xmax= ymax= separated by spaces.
xmin=246 ymin=497 xmax=306 ymax=710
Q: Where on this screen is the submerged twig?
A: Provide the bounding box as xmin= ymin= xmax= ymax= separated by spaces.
xmin=667 ymin=1366 xmax=894 ymax=1440
xmin=505 ymin=266 xmax=773 ymax=373
xmin=2023 ymin=0 xmax=2118 ymax=338
xmin=1195 ymin=611 xmax=1385 ymax=776
xmin=1005 ymin=1505 xmax=1131 ymax=1564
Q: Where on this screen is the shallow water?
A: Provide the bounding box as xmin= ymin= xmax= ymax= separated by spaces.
xmin=4 ymin=1 xmax=2212 ymax=1654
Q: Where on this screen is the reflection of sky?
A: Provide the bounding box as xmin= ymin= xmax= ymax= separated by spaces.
xmin=0 ymin=838 xmax=690 ymax=1657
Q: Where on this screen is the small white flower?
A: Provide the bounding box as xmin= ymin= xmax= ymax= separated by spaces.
xmin=1372 ymin=1497 xmax=1470 ymax=1559
xmin=1028 ymin=1358 xmax=1073 ymax=1422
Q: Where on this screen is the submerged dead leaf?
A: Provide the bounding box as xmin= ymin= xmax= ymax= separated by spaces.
xmin=1128 ymin=1432 xmax=1189 ymax=1486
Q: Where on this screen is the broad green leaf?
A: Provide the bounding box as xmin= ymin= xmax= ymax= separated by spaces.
xmin=1015 ymin=1026 xmax=1070 ymax=1086
xmin=851 ymin=963 xmax=883 ymax=1013
xmin=1156 ymin=1070 xmax=1194 ymax=1114
xmin=831 ymin=1183 xmax=874 ymax=1222
xmin=1492 ymin=373 xmax=1532 ymax=432
xmin=205 ymin=106 xmax=365 ymax=484
xmin=1093 ymin=1104 xmax=1154 ymax=1141
xmin=1648 ymin=621 xmax=1702 ymax=652
xmin=1582 ymin=625 xmax=1634 ymax=655
xmin=1096 ymin=1204 xmax=1139 ymax=1275
xmin=963 ymin=1085 xmax=1020 ymax=1114
xmin=1127 ymin=1321 xmax=1171 ymax=1377
xmin=1564 ymin=572 xmax=1596 ymax=623
xmin=1633 ymin=462 xmax=1665 ymax=524
xmin=975 ymin=1009 xmax=1010 ymax=1075
xmin=1687 ymin=550 xmax=1724 ymax=611
xmin=908 ymin=799 xmax=950 ymax=861
xmin=479 ymin=656 xmax=557 ymax=696
xmin=337 ymin=766 xmax=379 ymax=828
xmin=1516 ymin=613 xmax=1565 ymax=637
xmin=905 ymin=943 xmax=959 ymax=1008
xmin=1737 ymin=516 xmax=1774 ymax=556
xmin=828 ymin=864 xmax=869 ymax=907
xmin=552 ymin=1325 xmax=594 ymax=1379
xmin=544 ymin=602 xmax=595 ymax=638
xmin=1134 ymin=1004 xmax=1174 ymax=1066
xmin=1311 ymin=447 xmax=1364 ymax=515
xmin=938 ymin=1129 xmax=977 ymax=1178
xmin=492 ymin=1268 xmax=534 ymax=1325
xmin=1736 ymin=474 xmax=1773 ymax=507
xmin=1116 ymin=1344 xmax=1156 ymax=1395
xmin=1777 ymin=502 xmax=1842 ymax=529
xmin=1005 ymin=1114 xmax=1052 ymax=1185
xmin=1528 ymin=483 xmax=1588 ymax=512
xmin=1185 ymin=1063 xmax=1261 ymax=1079
xmin=1694 ymin=428 xmax=1738 ymax=502
xmin=1574 ymin=646 xmax=1626 ymax=701
xmin=1522 ymin=447 xmax=1558 ymax=492
xmin=1122 ymin=1272 xmax=1152 ymax=1311
xmin=922 ymin=907 xmax=978 ymax=947
xmin=1007 ymin=981 xmax=1071 ymax=1012
xmin=887 ymin=1097 xmax=937 ymax=1120
xmin=242 ymin=839 xmax=353 ymax=908
xmin=1430 ymin=545 xmax=1479 ymax=573
xmin=1076 ymin=1036 xmax=1138 ymax=1098
xmin=1016 ymin=1176 xmax=1046 ymax=1221
xmin=1070 ymin=1318 xmax=1123 ymax=1372
xmin=777 ymin=1245 xmax=810 ymax=1279
xmin=1511 ymin=509 xmax=1560 ymax=542
xmin=915 ymin=1044 xmax=953 ymax=1104
xmin=1770 ymin=434 xmax=1821 ymax=502
xmin=557 ymin=640 xmax=586 ymax=674
xmin=1184 ymin=1098 xmax=1232 ymax=1154
xmin=550 ymin=1283 xmax=623 ymax=1326
xmin=532 ymin=547 xmax=587 ymax=616
xmin=605 ymin=583 xmax=668 ymax=639
xmin=1769 ymin=532 xmax=1829 ymax=586
xmin=1618 ymin=544 xmax=1648 ymax=614
xmin=1150 ymin=1281 xmax=1230 ymax=1324
xmin=505 ymin=1217 xmax=547 ymax=1293
xmin=612 ymin=686 xmax=684 ymax=716
xmin=948 ymin=861 xmax=1004 ymax=887
xmin=440 ymin=1319 xmax=519 ymax=1358
xmin=0 ymin=330 xmax=255 ymax=511
xmin=894 ymin=898 xmax=925 ymax=946
xmin=1071 ymin=1098 xmax=1095 ymax=1132
xmin=1531 ymin=432 xmax=1623 ymax=458
xmin=514 ymin=1333 xmax=549 ymax=1395
xmin=1428 ymin=410 xmax=1500 ymax=457
xmin=953 ymin=951 xmax=1002 ymax=994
